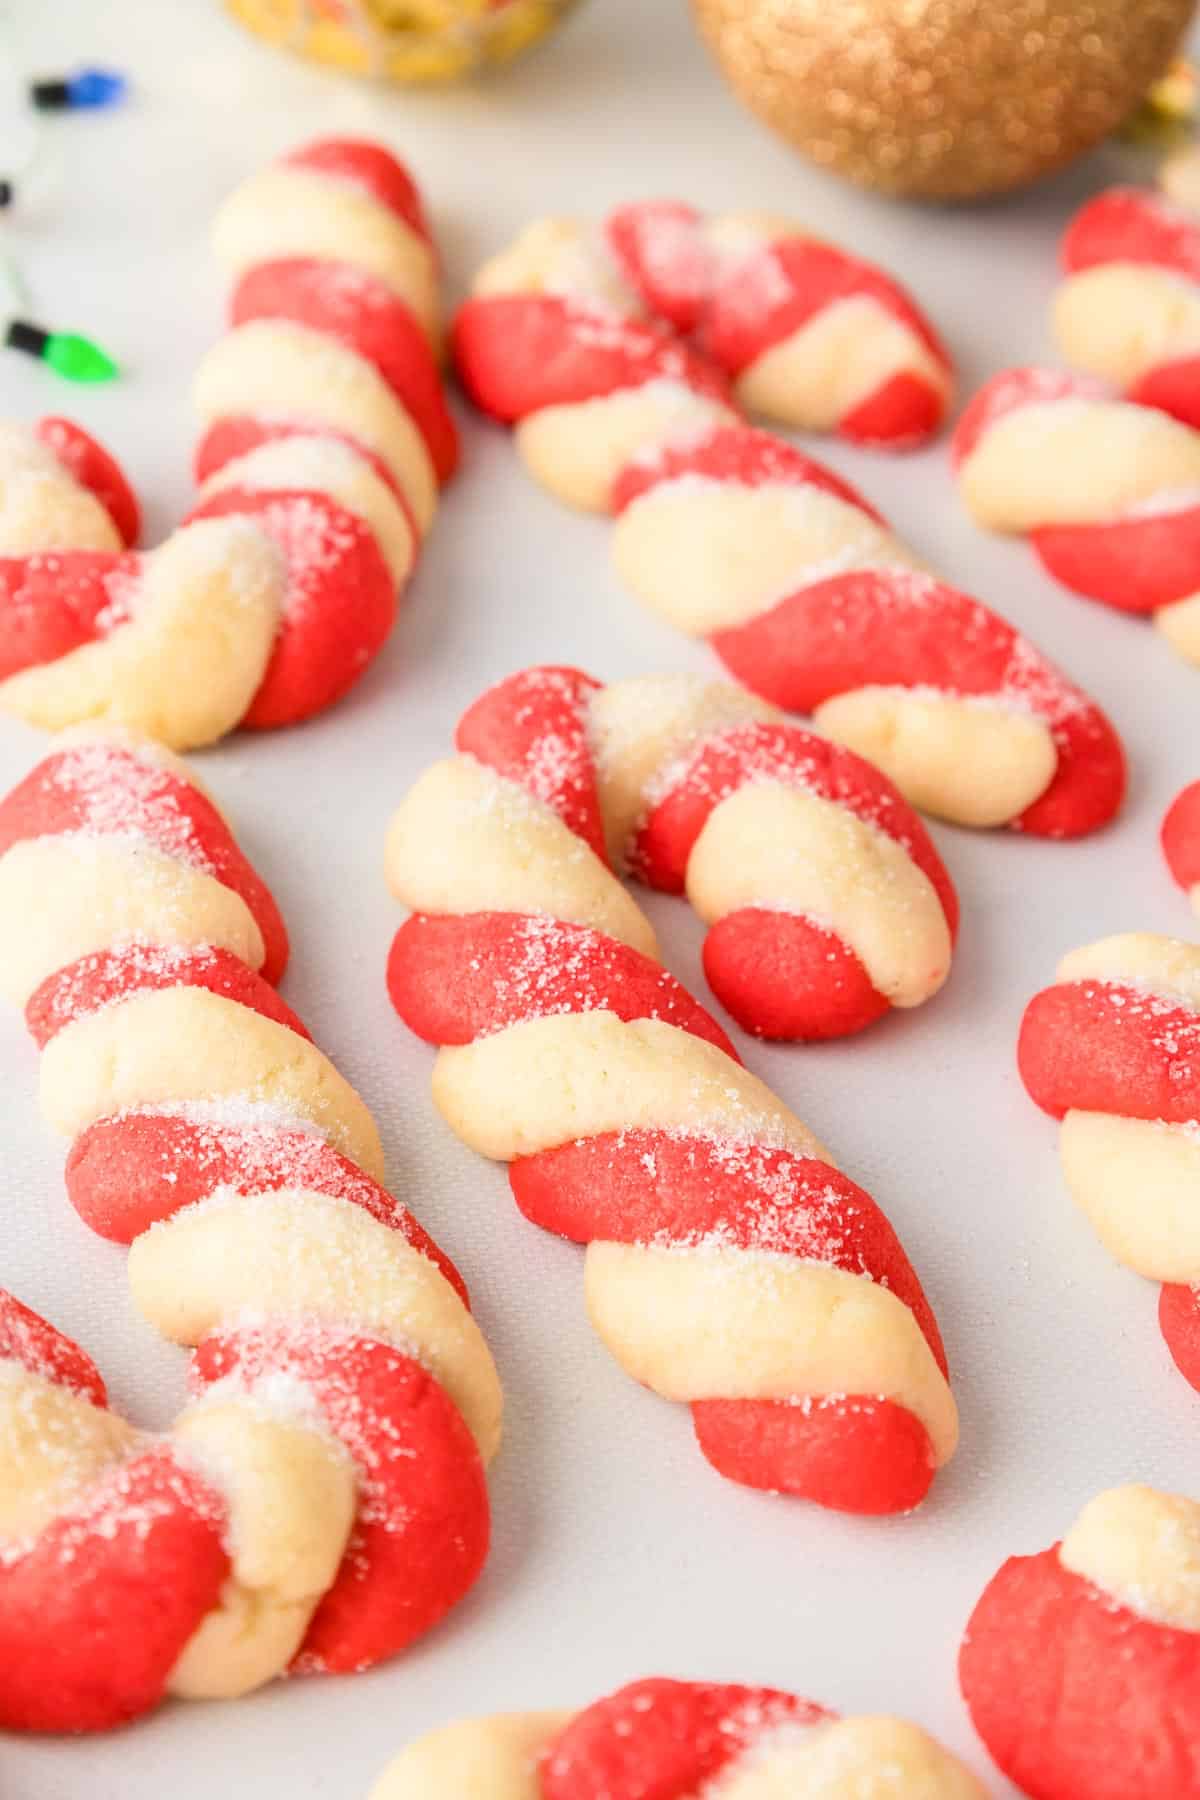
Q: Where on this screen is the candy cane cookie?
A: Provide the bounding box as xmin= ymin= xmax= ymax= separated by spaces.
xmin=1054 ymin=187 xmax=1200 ymax=430
xmin=397 ymin=664 xmax=958 ymax=1041
xmin=370 ymin=1677 xmax=988 ymax=1798
xmin=954 ymin=367 xmax=1200 ymax=668
xmin=0 ymin=729 xmax=501 ymax=1732
xmin=961 ymin=1486 xmax=1200 ymax=1799
xmin=1018 ymin=932 xmax=1200 ymax=1387
xmin=0 ymin=137 xmax=455 ymax=749
xmin=455 ymin=230 xmax=1124 ymax=837
xmin=384 ymin=671 xmax=959 ymax=1513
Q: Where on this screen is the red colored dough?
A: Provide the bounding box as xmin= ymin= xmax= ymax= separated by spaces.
xmin=0 ymin=1443 xmax=229 ymax=1734
xmin=702 ymin=908 xmax=891 ymax=1040
xmin=388 ymin=912 xmax=737 ymax=1059
xmin=0 ymin=740 xmax=290 ymax=983
xmin=186 ymin=486 xmax=397 ymax=729
xmin=456 ymin=664 xmax=609 ymax=860
xmin=452 ymin=293 xmax=729 ymax=428
xmin=25 ymin=944 xmax=309 ymax=1048
xmin=950 ymin=366 xmax=1103 ymax=469
xmin=34 ymin=417 xmax=141 ymax=547
xmin=0 ymin=549 xmax=136 ymax=681
xmin=1018 ymin=980 xmax=1200 ymax=1124
xmin=230 ymin=257 xmax=458 ymax=481
xmin=1163 ymin=781 xmax=1200 ymax=893
xmin=1159 ymin=1283 xmax=1200 ymax=1391
xmin=1131 ymin=357 xmax=1200 ymax=431
xmin=692 ymin=1393 xmax=936 ymax=1512
xmin=285 ymin=138 xmax=431 ymax=244
xmin=0 ymin=1289 xmax=107 ymax=1404
xmin=612 ymin=420 xmax=883 ymax=521
xmin=192 ymin=1322 xmax=488 ymax=1672
xmin=960 ymin=1546 xmax=1200 ymax=1799
xmin=64 ymin=1113 xmax=467 ymax=1300
xmin=1062 ymin=187 xmax=1200 ymax=285
xmin=1031 ymin=507 xmax=1200 ymax=612
xmin=541 ymin=1678 xmax=829 ymax=1798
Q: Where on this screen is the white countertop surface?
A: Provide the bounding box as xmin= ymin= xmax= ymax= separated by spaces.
xmin=2 ymin=3 xmax=1198 ymax=1795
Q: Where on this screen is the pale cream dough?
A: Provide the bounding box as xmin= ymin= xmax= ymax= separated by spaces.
xmin=193 ymin=321 xmax=437 ymax=532
xmin=957 ymin=398 xmax=1200 ymax=531
xmin=38 ymin=985 xmax=386 ymax=1181
xmin=1053 ymin=264 xmax=1200 ymax=389
xmin=370 ymin=1711 xmax=571 ymax=1800
xmin=0 ymin=835 xmax=265 ymax=1006
xmin=129 ymin=1187 xmax=502 ymax=1461
xmin=0 ymin=1363 xmax=137 ymax=1542
xmin=1060 ymin=1485 xmax=1200 ymax=1633
xmin=1156 ymin=592 xmax=1200 ymax=666
xmin=200 ymin=434 xmax=418 ymax=586
xmin=587 ymin=672 xmax=777 ymax=866
xmin=211 ymin=163 xmax=439 ymax=344
xmin=168 ymin=1399 xmax=356 ymax=1699
xmin=0 ymin=517 xmax=284 ymax=751
xmin=814 ymin=689 xmax=1058 ymax=830
xmin=430 ymin=1012 xmax=831 ymax=1165
xmin=368 ymin=1707 xmax=986 ymax=1799
xmin=0 ymin=424 xmax=122 ymax=556
xmin=610 ymin=477 xmax=922 ymax=636
xmin=384 ymin=755 xmax=657 ymax=960
xmin=688 ymin=783 xmax=951 ymax=1007
xmin=472 ymin=215 xmax=640 ymax=315
xmin=585 ymin=1242 xmax=957 ymax=1466
xmin=515 ymin=382 xmax=735 ymax=514
xmin=736 ymin=295 xmax=951 ymax=433
xmin=1057 ymin=931 xmax=1200 ymax=1006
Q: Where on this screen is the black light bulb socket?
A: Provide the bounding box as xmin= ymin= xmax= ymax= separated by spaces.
xmin=5 ymin=320 xmax=50 ymax=359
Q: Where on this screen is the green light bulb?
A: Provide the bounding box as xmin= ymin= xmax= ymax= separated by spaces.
xmin=43 ymin=331 xmax=118 ymax=383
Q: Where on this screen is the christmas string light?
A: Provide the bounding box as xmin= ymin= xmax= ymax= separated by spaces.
xmin=29 ymin=67 xmax=127 ymax=112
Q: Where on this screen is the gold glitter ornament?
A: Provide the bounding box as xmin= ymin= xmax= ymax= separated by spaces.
xmin=691 ymin=0 xmax=1197 ymax=201
xmin=226 ymin=0 xmax=580 ymax=83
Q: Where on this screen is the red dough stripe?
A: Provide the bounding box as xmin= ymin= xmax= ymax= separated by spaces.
xmin=229 ymin=258 xmax=458 ymax=482
xmin=0 ymin=550 xmax=136 ymax=683
xmin=542 ymin=1677 xmax=828 ymax=1799
xmin=64 ymin=1113 xmax=468 ymax=1302
xmin=1032 ymin=508 xmax=1200 ymax=613
xmin=508 ymin=1131 xmax=947 ymax=1371
xmin=612 ymin=420 xmax=883 ymax=521
xmin=1131 ymin=356 xmax=1200 ymax=430
xmin=1163 ymin=781 xmax=1200 ymax=892
xmin=0 ymin=1445 xmax=229 ymax=1734
xmin=34 ymin=418 xmax=140 ymax=547
xmin=1018 ymin=979 xmax=1200 ymax=1124
xmin=693 ymin=1394 xmax=937 ymax=1513
xmin=710 ymin=569 xmax=1126 ymax=841
xmin=702 ymin=909 xmax=891 ymax=1041
xmin=25 ymin=945 xmax=310 ymax=1049
xmin=0 ymin=742 xmax=290 ymax=985
xmin=456 ymin=664 xmax=609 ymax=861
xmin=388 ymin=912 xmax=738 ymax=1059
xmin=452 ymin=293 xmax=730 ymax=423
xmin=0 ymin=1290 xmax=108 ymax=1405
xmin=186 ymin=486 xmax=397 ymax=731
xmin=285 ymin=138 xmax=430 ymax=243
xmin=192 ymin=1323 xmax=487 ymax=1673
xmin=960 ymin=1546 xmax=1200 ymax=1800
xmin=1061 ymin=187 xmax=1200 ymax=284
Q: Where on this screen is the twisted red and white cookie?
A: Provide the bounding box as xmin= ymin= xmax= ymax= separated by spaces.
xmin=456 ymin=240 xmax=1125 ymax=838
xmin=954 ymin=367 xmax=1200 ymax=668
xmin=1018 ymin=931 xmax=1200 ymax=1386
xmin=370 ymin=1676 xmax=987 ymax=1798
xmin=1055 ymin=187 xmax=1200 ymax=429
xmin=961 ymin=1485 xmax=1200 ymax=1799
xmin=454 ymin=207 xmax=948 ymax=516
xmin=0 ymin=137 xmax=455 ymax=749
xmin=1163 ymin=780 xmax=1200 ymax=921
xmin=406 ymin=664 xmax=958 ymax=1040
xmin=384 ymin=671 xmax=960 ymax=1513
xmin=0 ymin=730 xmax=501 ymax=1732
xmin=0 ymin=416 xmax=140 ymax=554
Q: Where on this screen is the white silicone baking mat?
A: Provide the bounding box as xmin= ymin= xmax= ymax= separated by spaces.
xmin=2 ymin=4 xmax=1198 ymax=1795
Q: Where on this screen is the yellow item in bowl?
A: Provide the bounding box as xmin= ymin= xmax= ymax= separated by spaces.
xmin=226 ymin=0 xmax=581 ymax=82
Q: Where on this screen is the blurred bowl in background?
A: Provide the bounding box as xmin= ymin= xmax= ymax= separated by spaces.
xmin=225 ymin=0 xmax=582 ymax=83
